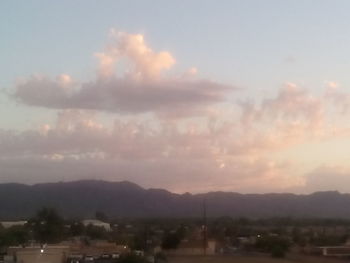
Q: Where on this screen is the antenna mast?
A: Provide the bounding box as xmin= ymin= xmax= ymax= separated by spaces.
xmin=203 ymin=198 xmax=207 ymax=255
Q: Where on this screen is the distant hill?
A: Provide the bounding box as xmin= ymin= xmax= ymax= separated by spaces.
xmin=1 ymin=180 xmax=350 ymax=219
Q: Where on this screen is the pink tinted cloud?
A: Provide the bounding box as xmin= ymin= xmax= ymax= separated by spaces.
xmin=0 ymin=107 xmax=309 ymax=192
xmin=240 ymin=83 xmax=324 ymax=129
xmin=8 ymin=81 xmax=350 ymax=192
xmin=13 ymin=30 xmax=232 ymax=116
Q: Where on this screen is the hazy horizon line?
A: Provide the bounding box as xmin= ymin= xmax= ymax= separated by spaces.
xmin=0 ymin=179 xmax=344 ymax=196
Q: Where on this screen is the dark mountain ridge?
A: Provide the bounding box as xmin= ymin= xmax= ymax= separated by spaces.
xmin=0 ymin=180 xmax=349 ymax=219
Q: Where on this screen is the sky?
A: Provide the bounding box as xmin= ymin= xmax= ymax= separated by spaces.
xmin=2 ymin=0 xmax=350 ymax=193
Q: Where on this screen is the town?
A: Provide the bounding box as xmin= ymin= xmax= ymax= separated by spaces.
xmin=1 ymin=208 xmax=350 ymax=263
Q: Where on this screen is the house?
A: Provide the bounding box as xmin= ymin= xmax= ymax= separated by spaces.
xmin=319 ymin=246 xmax=350 ymax=257
xmin=81 ymin=220 xmax=111 ymax=232
xmin=0 ymin=221 xmax=27 ymax=229
xmin=7 ymin=245 xmax=70 ymax=263
xmin=68 ymin=239 xmax=129 ymax=258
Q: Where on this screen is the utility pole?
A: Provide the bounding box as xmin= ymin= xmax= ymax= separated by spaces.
xmin=203 ymin=198 xmax=207 ymax=255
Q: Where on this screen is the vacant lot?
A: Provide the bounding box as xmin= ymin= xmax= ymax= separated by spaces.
xmin=168 ymin=254 xmax=346 ymax=263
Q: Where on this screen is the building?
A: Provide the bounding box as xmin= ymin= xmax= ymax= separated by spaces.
xmin=0 ymin=221 xmax=27 ymax=229
xmin=7 ymin=245 xmax=70 ymax=263
xmin=319 ymin=246 xmax=350 ymax=257
xmin=6 ymin=240 xmax=129 ymax=263
xmin=71 ymin=240 xmax=128 ymax=256
xmin=81 ymin=220 xmax=111 ymax=232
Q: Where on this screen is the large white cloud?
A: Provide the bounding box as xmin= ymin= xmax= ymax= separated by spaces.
xmin=13 ymin=30 xmax=232 ymax=116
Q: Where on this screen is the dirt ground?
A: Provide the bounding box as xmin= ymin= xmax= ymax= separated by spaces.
xmin=167 ymin=254 xmax=347 ymax=263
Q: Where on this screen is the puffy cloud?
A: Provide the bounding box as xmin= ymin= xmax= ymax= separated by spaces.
xmin=13 ymin=30 xmax=232 ymax=116
xmin=240 ymin=83 xmax=323 ymax=129
xmin=95 ymin=30 xmax=176 ymax=79
xmin=236 ymin=82 xmax=350 ymax=151
xmin=234 ymin=83 xmax=326 ymax=155
xmin=324 ymin=82 xmax=350 ymax=114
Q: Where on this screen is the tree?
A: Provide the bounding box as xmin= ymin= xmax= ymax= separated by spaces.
xmin=31 ymin=207 xmax=64 ymax=243
xmin=255 ymin=235 xmax=291 ymax=258
xmin=0 ymin=225 xmax=30 ymax=248
xmin=95 ymin=211 xmax=108 ymax=222
xmin=85 ymin=224 xmax=107 ymax=240
xmin=70 ymin=222 xmax=85 ymax=236
xmin=161 ymin=232 xmax=181 ymax=249
xmin=155 ymin=252 xmax=167 ymax=263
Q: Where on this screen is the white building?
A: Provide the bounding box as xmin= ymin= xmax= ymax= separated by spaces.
xmin=0 ymin=221 xmax=27 ymax=229
xmin=81 ymin=219 xmax=111 ymax=231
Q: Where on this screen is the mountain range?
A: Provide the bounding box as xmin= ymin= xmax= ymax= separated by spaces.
xmin=0 ymin=180 xmax=350 ymax=219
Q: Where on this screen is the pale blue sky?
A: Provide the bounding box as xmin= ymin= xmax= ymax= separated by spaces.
xmin=3 ymin=0 xmax=350 ymax=86
xmin=3 ymin=0 xmax=350 ymax=129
